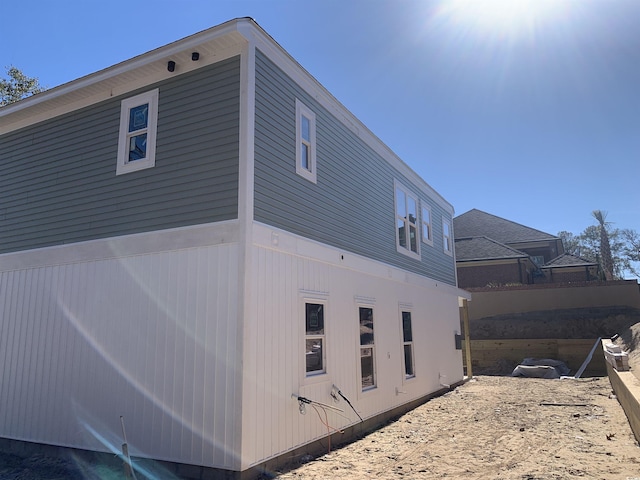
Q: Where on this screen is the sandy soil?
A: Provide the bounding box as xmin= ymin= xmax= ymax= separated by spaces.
xmin=274 ymin=376 xmax=640 ymax=480
xmin=0 ymin=376 xmax=638 ymax=479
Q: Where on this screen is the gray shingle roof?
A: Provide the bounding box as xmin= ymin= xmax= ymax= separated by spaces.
xmin=453 ymin=209 xmax=559 ymax=244
xmin=542 ymin=253 xmax=597 ymax=268
xmin=454 ymin=236 xmax=529 ymax=262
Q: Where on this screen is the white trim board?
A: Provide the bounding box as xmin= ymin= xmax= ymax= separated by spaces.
xmin=251 ymin=221 xmax=466 ymax=298
xmin=0 ymin=221 xmax=240 ymax=272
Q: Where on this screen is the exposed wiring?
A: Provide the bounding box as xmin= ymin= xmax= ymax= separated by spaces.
xmin=291 ymin=394 xmax=344 ymax=413
xmin=333 ymin=385 xmax=363 ymax=423
xmin=292 ymin=394 xmax=346 ymax=454
xmin=311 ymin=404 xmax=344 ymax=453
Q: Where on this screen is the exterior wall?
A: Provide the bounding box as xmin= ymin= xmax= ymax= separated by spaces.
xmin=0 ymin=57 xmax=241 ymax=254
xmin=536 ymin=267 xmax=595 ymax=284
xmin=467 ymin=280 xmax=640 ymax=320
xmin=457 ymin=261 xmax=524 ymax=288
xmin=253 ymin=50 xmax=456 ymax=286
xmin=0 ymin=20 xmax=464 ymax=474
xmin=240 ymin=223 xmax=463 ymax=469
xmin=0 ymin=223 xmax=244 ymax=470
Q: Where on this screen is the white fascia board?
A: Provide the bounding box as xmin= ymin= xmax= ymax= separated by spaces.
xmin=243 ymin=20 xmax=454 ymax=216
xmin=0 ymin=18 xmax=250 ymax=134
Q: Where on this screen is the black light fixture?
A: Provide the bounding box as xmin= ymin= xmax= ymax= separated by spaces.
xmin=167 ymin=61 xmax=176 ymax=72
xmin=191 ymin=52 xmax=200 ymax=61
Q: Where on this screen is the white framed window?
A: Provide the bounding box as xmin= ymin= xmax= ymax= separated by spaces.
xmin=421 ymin=205 xmax=433 ymax=246
xmin=395 ymin=181 xmax=420 ymax=258
xmin=358 ymin=306 xmax=376 ymax=391
xmin=295 ymin=99 xmax=317 ymax=183
xmin=401 ymin=311 xmax=415 ymax=379
xmin=305 ymin=302 xmax=326 ymax=376
xmin=443 ymin=218 xmax=453 ymax=256
xmin=116 ymin=89 xmax=159 ymax=175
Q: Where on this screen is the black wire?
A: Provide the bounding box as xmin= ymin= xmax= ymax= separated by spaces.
xmin=337 ymin=389 xmax=363 ymax=423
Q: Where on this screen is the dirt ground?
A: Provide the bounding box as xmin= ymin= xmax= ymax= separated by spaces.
xmin=274 ymin=376 xmax=640 ymax=480
xmin=0 ymin=376 xmax=638 ymax=479
xmin=2 ymin=342 xmax=640 ymax=480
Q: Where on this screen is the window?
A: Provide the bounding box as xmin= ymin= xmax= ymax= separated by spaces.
xmin=401 ymin=311 xmax=415 ymax=379
xmin=359 ymin=307 xmax=376 ymax=390
xmin=443 ymin=219 xmax=453 ymax=256
xmin=421 ymin=206 xmax=433 ymax=245
xmin=531 ymin=255 xmax=545 ymax=267
xmin=295 ymin=99 xmax=317 ymax=183
xmin=395 ymin=182 xmax=419 ymax=257
xmin=305 ymin=303 xmax=325 ymax=376
xmin=116 ymin=89 xmax=159 ymax=175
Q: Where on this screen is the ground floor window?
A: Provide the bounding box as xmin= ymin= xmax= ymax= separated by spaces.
xmin=305 ymin=302 xmax=325 ymax=375
xmin=402 ymin=311 xmax=415 ymax=378
xmin=359 ymin=306 xmax=376 ymax=390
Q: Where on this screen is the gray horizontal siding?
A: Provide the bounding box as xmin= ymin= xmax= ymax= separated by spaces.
xmin=254 ymin=50 xmax=455 ymax=285
xmin=0 ymin=56 xmax=240 ymax=254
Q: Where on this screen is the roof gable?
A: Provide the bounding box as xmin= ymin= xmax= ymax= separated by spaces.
xmin=543 ymin=253 xmax=597 ymax=268
xmin=453 ymin=209 xmax=559 ymax=245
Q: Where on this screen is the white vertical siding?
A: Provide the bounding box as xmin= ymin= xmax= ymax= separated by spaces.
xmin=0 ymin=240 xmax=242 ymax=470
xmin=241 ymin=224 xmax=464 ymax=468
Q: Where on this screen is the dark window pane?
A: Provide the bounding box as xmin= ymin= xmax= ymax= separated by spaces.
xmin=410 ymin=225 xmax=417 ymax=252
xmin=402 ymin=312 xmax=412 ymax=342
xmin=129 ymin=103 xmax=149 ymax=132
xmin=404 ymin=344 xmax=414 ymax=377
xmin=360 ymin=347 xmax=375 ymax=388
xmin=301 ymin=143 xmax=310 ymax=170
xmin=397 ymin=220 xmax=406 ymax=248
xmin=306 ymin=338 xmax=323 ymax=373
xmin=128 ymin=133 xmax=147 ymax=161
xmin=305 ymin=303 xmax=324 ymax=335
xmin=359 ymin=307 xmax=374 ymax=345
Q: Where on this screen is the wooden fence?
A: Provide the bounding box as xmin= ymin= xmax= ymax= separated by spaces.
xmin=464 ymin=338 xmax=606 ymax=377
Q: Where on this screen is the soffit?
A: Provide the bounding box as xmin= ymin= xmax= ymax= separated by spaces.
xmin=0 ymin=20 xmax=247 ymax=134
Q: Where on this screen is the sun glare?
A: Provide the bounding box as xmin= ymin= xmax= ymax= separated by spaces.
xmin=442 ymin=0 xmax=566 ymax=38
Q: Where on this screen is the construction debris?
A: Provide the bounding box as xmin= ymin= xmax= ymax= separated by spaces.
xmin=603 ymin=342 xmax=630 ymax=371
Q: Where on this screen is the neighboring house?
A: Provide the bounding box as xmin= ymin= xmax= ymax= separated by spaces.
xmin=454 ymin=209 xmax=596 ymax=288
xmin=454 ymin=236 xmax=537 ymax=287
xmin=0 ymin=19 xmax=467 ymax=477
xmin=540 ymin=253 xmax=599 ymax=284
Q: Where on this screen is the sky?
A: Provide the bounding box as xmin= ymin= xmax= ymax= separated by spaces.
xmin=2 ymin=0 xmax=639 ymax=239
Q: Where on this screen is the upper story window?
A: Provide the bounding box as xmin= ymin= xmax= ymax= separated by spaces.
xmin=116 ymin=89 xmax=159 ymax=175
xmin=443 ymin=218 xmax=453 ymax=256
xmin=395 ymin=182 xmax=420 ymax=258
xmin=295 ymin=99 xmax=317 ymax=183
xmin=421 ymin=205 xmax=433 ymax=246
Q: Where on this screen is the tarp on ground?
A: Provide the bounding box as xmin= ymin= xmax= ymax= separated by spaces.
xmin=511 ymin=358 xmax=570 ymax=379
